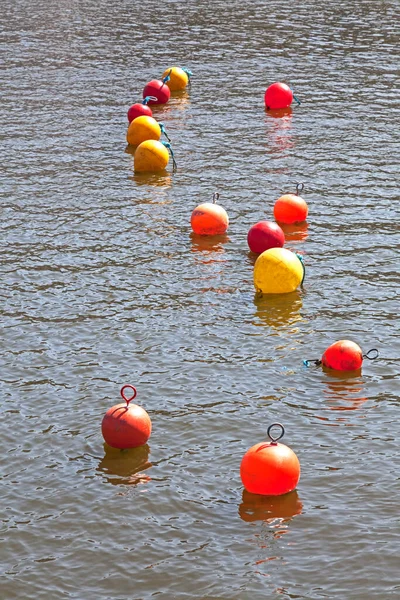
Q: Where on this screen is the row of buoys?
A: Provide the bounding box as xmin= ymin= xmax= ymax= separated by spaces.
xmin=126 ymin=66 xmax=192 ymax=173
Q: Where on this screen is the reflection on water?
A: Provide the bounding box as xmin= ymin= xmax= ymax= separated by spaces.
xmin=265 ymin=107 xmax=293 ymax=120
xmin=265 ymin=107 xmax=294 ymax=154
xmin=280 ymin=221 xmax=309 ymax=243
xmin=190 ymin=232 xmax=230 ymax=254
xmin=239 ymin=489 xmax=303 ymax=524
xmin=323 ymin=371 xmax=368 ymax=411
xmin=97 ymin=443 xmax=152 ymax=486
xmin=131 ymin=171 xmax=173 ymax=188
xmin=253 ymin=290 xmax=303 ymax=329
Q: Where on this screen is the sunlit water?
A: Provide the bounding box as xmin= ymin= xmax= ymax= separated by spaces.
xmin=1 ymin=1 xmax=399 ymax=598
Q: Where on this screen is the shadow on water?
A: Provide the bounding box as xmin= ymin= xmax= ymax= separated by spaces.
xmin=97 ymin=443 xmax=152 ymax=486
xmin=253 ymin=290 xmax=303 ymax=329
xmin=239 ymin=489 xmax=303 ymax=524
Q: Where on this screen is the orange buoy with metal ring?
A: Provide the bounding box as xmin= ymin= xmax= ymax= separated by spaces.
xmin=101 ymin=385 xmax=152 ymax=449
xmin=274 ymin=183 xmax=308 ymax=224
xmin=240 ymin=424 xmax=300 ymax=496
xmin=126 ymin=115 xmax=161 ymax=147
xmin=191 ymin=192 xmax=229 ymax=235
xmin=303 ymin=343 xmax=379 ymax=371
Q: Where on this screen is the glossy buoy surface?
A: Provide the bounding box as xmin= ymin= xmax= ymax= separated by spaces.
xmin=101 ymin=385 xmax=152 ymax=450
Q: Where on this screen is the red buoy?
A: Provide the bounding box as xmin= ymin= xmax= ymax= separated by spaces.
xmin=240 ymin=424 xmax=300 ymax=496
xmin=143 ymin=78 xmax=171 ymax=105
xmin=127 ymin=96 xmax=157 ymax=123
xmin=101 ymin=385 xmax=152 ymax=449
xmin=321 ymin=340 xmax=363 ymax=371
xmin=247 ymin=220 xmax=285 ymax=254
xmin=265 ymin=82 xmax=293 ymax=110
xmin=274 ymin=183 xmax=308 ymax=224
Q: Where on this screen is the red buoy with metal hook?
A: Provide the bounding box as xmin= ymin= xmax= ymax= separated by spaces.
xmin=101 ymin=385 xmax=152 ymax=449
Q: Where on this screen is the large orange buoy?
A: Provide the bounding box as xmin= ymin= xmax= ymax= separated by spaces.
xmin=274 ymin=183 xmax=308 ymax=224
xmin=162 ymin=66 xmax=192 ymax=91
xmin=126 ymin=115 xmax=161 ymax=147
xmin=240 ymin=424 xmax=300 ymax=496
xmin=191 ymin=192 xmax=229 ymax=235
xmin=101 ymin=385 xmax=152 ymax=449
xmin=303 ymin=342 xmax=378 ymax=371
xmin=134 ymin=139 xmax=170 ymax=173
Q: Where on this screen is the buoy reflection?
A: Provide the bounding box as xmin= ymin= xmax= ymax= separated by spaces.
xmin=323 ymin=371 xmax=368 ymax=411
xmin=239 ymin=489 xmax=302 ymax=524
xmin=131 ymin=171 xmax=172 ymax=188
xmin=97 ymin=443 xmax=152 ymax=486
xmin=253 ymin=290 xmax=303 ymax=329
xmin=279 ymin=221 xmax=309 ymax=243
xmin=190 ymin=232 xmax=230 ymax=254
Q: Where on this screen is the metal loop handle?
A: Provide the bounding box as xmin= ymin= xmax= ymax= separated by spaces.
xmin=212 ymin=192 xmax=220 ymax=204
xmin=296 ymin=182 xmax=305 ymax=195
xmin=267 ymin=423 xmax=285 ymax=444
xmin=363 ymin=348 xmax=379 ymax=360
xmin=120 ymin=384 xmax=137 ymax=406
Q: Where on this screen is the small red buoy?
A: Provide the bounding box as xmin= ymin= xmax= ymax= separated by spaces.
xmin=191 ymin=192 xmax=229 ymax=235
xmin=322 ymin=340 xmax=363 ymax=371
xmin=265 ymin=82 xmax=293 ymax=110
xmin=247 ymin=220 xmax=285 ymax=254
xmin=143 ymin=73 xmax=171 ymax=105
xmin=101 ymin=385 xmax=152 ymax=449
xmin=127 ymin=96 xmax=157 ymax=123
xmin=274 ymin=183 xmax=308 ymax=224
xmin=240 ymin=424 xmax=300 ymax=496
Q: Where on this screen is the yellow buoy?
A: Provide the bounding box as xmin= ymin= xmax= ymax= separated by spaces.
xmin=253 ymin=247 xmax=304 ymax=294
xmin=162 ymin=67 xmax=189 ymax=91
xmin=134 ymin=140 xmax=169 ymax=173
xmin=126 ymin=115 xmax=161 ymax=147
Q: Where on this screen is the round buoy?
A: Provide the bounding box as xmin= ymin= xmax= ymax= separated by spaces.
xmin=265 ymin=82 xmax=293 ymax=110
xmin=247 ymin=220 xmax=285 ymax=254
xmin=254 ymin=247 xmax=304 ymax=294
xmin=240 ymin=424 xmax=300 ymax=496
xmin=127 ymin=96 xmax=157 ymax=123
xmin=162 ymin=67 xmax=189 ymax=91
xmin=322 ymin=340 xmax=363 ymax=371
xmin=126 ymin=115 xmax=161 ymax=147
xmin=191 ymin=192 xmax=229 ymax=236
xmin=143 ymin=78 xmax=171 ymax=105
xmin=101 ymin=385 xmax=152 ymax=450
xmin=134 ymin=139 xmax=169 ymax=173
xmin=274 ymin=183 xmax=308 ymax=224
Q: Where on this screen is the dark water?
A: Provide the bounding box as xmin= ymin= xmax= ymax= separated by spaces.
xmin=1 ymin=1 xmax=399 ymax=598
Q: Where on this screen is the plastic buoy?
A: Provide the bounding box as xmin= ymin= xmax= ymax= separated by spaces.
xmin=247 ymin=220 xmax=285 ymax=254
xmin=126 ymin=115 xmax=161 ymax=147
xmin=240 ymin=424 xmax=300 ymax=496
xmin=127 ymin=96 xmax=157 ymax=123
xmin=101 ymin=385 xmax=152 ymax=450
xmin=265 ymin=82 xmax=297 ymax=110
xmin=274 ymin=183 xmax=308 ymax=224
xmin=303 ymin=343 xmax=378 ymax=371
xmin=191 ymin=192 xmax=229 ymax=236
xmin=143 ymin=74 xmax=171 ymax=105
xmin=254 ymin=247 xmax=304 ymax=294
xmin=162 ymin=66 xmax=190 ymax=91
xmin=134 ymin=139 xmax=170 ymax=173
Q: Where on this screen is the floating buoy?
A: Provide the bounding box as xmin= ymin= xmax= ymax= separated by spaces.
xmin=101 ymin=385 xmax=152 ymax=450
xmin=143 ymin=73 xmax=171 ymax=105
xmin=274 ymin=183 xmax=308 ymax=224
xmin=265 ymin=82 xmax=300 ymax=110
xmin=162 ymin=66 xmax=191 ymax=91
xmin=191 ymin=192 xmax=229 ymax=235
xmin=240 ymin=424 xmax=300 ymax=496
xmin=247 ymin=220 xmax=285 ymax=254
xmin=134 ymin=139 xmax=169 ymax=173
xmin=254 ymin=247 xmax=304 ymax=294
xmin=126 ymin=115 xmax=161 ymax=147
xmin=303 ymin=342 xmax=379 ymax=371
xmin=127 ymin=96 xmax=157 ymax=123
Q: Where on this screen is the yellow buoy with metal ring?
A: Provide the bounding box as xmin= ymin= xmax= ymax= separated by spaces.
xmin=126 ymin=115 xmax=161 ymax=147
xmin=162 ymin=67 xmax=189 ymax=91
xmin=254 ymin=247 xmax=304 ymax=294
xmin=134 ymin=139 xmax=169 ymax=173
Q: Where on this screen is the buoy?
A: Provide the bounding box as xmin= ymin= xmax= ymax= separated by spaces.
xmin=191 ymin=192 xmax=229 ymax=235
xmin=247 ymin=220 xmax=285 ymax=254
xmin=274 ymin=183 xmax=308 ymax=224
xmin=265 ymin=82 xmax=300 ymax=110
xmin=127 ymin=96 xmax=157 ymax=123
xmin=303 ymin=342 xmax=378 ymax=371
xmin=240 ymin=424 xmax=300 ymax=496
xmin=162 ymin=67 xmax=191 ymax=91
xmin=143 ymin=73 xmax=171 ymax=105
xmin=126 ymin=115 xmax=161 ymax=147
xmin=254 ymin=247 xmax=304 ymax=294
xmin=134 ymin=139 xmax=170 ymax=173
xmin=101 ymin=385 xmax=152 ymax=450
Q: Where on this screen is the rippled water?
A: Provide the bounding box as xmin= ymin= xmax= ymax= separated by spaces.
xmin=1 ymin=1 xmax=399 ymax=598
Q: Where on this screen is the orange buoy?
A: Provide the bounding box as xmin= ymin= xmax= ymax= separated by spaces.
xmin=322 ymin=340 xmax=363 ymax=371
xmin=240 ymin=424 xmax=300 ymax=496
xmin=126 ymin=115 xmax=161 ymax=147
xmin=162 ymin=66 xmax=191 ymax=91
xmin=191 ymin=192 xmax=229 ymax=235
xmin=274 ymin=183 xmax=308 ymax=224
xmin=101 ymin=385 xmax=152 ymax=449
